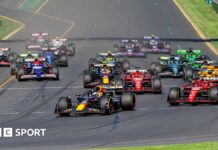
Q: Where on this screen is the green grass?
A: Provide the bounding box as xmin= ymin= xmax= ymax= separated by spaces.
xmin=19 ymin=0 xmax=46 ymax=13
xmin=176 ymin=0 xmax=218 ymax=50
xmin=92 ymin=141 xmax=218 ymax=150
xmin=0 ymin=17 xmax=20 ymax=39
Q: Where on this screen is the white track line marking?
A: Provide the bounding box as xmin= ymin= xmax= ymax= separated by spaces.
xmin=0 ymin=85 xmax=83 ymax=90
xmin=3 ymin=112 xmax=19 ymax=115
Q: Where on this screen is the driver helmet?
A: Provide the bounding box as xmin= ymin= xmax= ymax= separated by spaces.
xmin=27 ymin=51 xmax=32 ymax=57
xmin=67 ymin=96 xmax=71 ymax=100
xmin=151 ymin=34 xmax=156 ymax=39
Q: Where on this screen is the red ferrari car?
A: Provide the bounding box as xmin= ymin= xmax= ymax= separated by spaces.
xmin=167 ymin=80 xmax=218 ymax=105
xmin=120 ymin=69 xmax=162 ymax=93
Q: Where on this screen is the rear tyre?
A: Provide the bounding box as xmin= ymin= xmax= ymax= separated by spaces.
xmin=113 ymin=78 xmax=123 ymax=86
xmin=154 ymin=63 xmax=162 ymax=74
xmin=165 ymin=43 xmax=171 ymax=53
xmin=121 ymin=92 xmax=135 ymax=110
xmin=59 ymin=54 xmax=68 ymax=67
xmin=149 ymin=62 xmax=157 ymax=74
xmin=151 ymin=77 xmax=162 ymax=93
xmin=209 ymin=86 xmax=218 ymax=104
xmin=184 ymin=67 xmax=193 ymax=81
xmin=83 ymin=71 xmax=92 ymax=88
xmin=122 ymin=60 xmax=130 ymax=70
xmin=10 ymin=61 xmax=17 ymax=75
xmin=88 ymin=58 xmax=98 ymax=70
xmin=52 ymin=66 xmax=59 ymax=80
xmin=114 ymin=44 xmax=119 ymax=52
xmin=17 ymin=68 xmax=25 ymax=82
xmin=66 ymin=41 xmax=76 ymax=56
xmin=167 ymin=87 xmax=180 ymax=106
xmin=7 ymin=53 xmax=16 ymax=62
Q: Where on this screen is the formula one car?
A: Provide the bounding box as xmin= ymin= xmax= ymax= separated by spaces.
xmin=89 ymin=51 xmax=131 ymax=71
xmin=40 ymin=47 xmax=68 ymax=66
xmin=196 ymin=65 xmax=218 ymax=81
xmin=149 ymin=55 xmax=184 ymax=78
xmin=49 ymin=37 xmax=75 ymax=56
xmin=55 ymin=85 xmax=136 ymax=116
xmin=83 ymin=63 xmax=121 ymax=88
xmin=167 ymin=80 xmax=218 ymax=105
xmin=0 ymin=48 xmax=17 ymax=66
xmin=120 ymin=69 xmax=162 ymax=93
xmin=26 ymin=32 xmax=50 ymax=50
xmin=16 ymin=58 xmax=59 ymax=81
xmin=114 ymin=40 xmax=147 ymax=57
xmin=10 ymin=51 xmax=40 ymax=75
xmin=141 ymin=35 xmax=171 ymax=54
xmin=177 ymin=49 xmax=213 ymax=70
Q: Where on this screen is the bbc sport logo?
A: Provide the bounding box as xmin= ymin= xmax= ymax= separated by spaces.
xmin=0 ymin=128 xmax=46 ymax=137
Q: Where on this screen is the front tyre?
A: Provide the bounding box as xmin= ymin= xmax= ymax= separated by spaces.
xmin=121 ymin=92 xmax=135 ymax=110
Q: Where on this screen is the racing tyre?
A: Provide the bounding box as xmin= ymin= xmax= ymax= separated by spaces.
xmin=209 ymin=86 xmax=218 ymax=104
xmin=114 ymin=78 xmax=123 ymax=86
xmin=10 ymin=61 xmax=17 ymax=75
xmin=121 ymin=92 xmax=135 ymax=110
xmin=139 ymin=46 xmax=146 ymax=52
xmin=139 ymin=47 xmax=147 ymax=57
xmin=154 ymin=63 xmax=162 ymax=74
xmin=66 ymin=41 xmax=76 ymax=56
xmin=7 ymin=53 xmax=16 ymax=62
xmin=165 ymin=43 xmax=171 ymax=50
xmin=59 ymin=54 xmax=68 ymax=67
xmin=122 ymin=60 xmax=130 ymax=70
xmin=17 ymin=68 xmax=25 ymax=82
xmin=42 ymin=62 xmax=49 ymax=68
xmin=56 ymin=97 xmax=71 ymax=117
xmin=88 ymin=58 xmax=98 ymax=70
xmin=149 ymin=62 xmax=157 ymax=74
xmin=151 ymin=77 xmax=162 ymax=93
xmin=100 ymin=97 xmax=113 ymax=115
xmin=83 ymin=71 xmax=92 ymax=88
xmin=114 ymin=44 xmax=119 ymax=52
xmin=52 ymin=66 xmax=59 ymax=80
xmin=184 ymin=67 xmax=193 ymax=80
xmin=167 ymin=87 xmax=180 ymax=106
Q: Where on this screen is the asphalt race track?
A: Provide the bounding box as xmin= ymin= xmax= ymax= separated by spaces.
xmin=0 ymin=0 xmax=218 ymax=149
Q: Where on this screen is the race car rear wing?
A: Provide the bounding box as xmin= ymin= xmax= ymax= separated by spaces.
xmin=19 ymin=53 xmax=39 ymax=58
xmin=143 ymin=36 xmax=160 ymax=40
xmin=121 ymin=39 xmax=138 ymax=43
xmin=177 ymin=49 xmax=201 ymax=55
xmin=94 ymin=63 xmax=115 ymax=67
xmin=0 ymin=48 xmax=10 ymax=52
xmin=98 ymin=52 xmax=117 ymax=57
xmin=41 ymin=47 xmax=57 ymax=51
xmin=102 ymin=85 xmax=124 ymax=90
xmin=32 ymin=33 xmax=49 ymax=36
xmin=159 ymin=56 xmax=170 ymax=61
xmin=159 ymin=56 xmax=180 ymax=61
xmin=201 ymin=65 xmax=218 ymax=70
xmin=126 ymin=69 xmax=147 ymax=73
